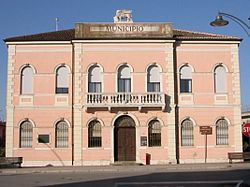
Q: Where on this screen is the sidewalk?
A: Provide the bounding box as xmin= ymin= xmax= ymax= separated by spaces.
xmin=1 ymin=162 xmax=250 ymax=175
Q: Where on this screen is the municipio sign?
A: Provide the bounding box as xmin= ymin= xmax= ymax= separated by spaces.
xmin=242 ymin=123 xmax=250 ymax=137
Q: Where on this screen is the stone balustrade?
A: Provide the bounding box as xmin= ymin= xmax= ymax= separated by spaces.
xmin=85 ymin=92 xmax=165 ymax=110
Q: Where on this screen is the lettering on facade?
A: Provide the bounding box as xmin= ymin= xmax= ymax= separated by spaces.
xmin=75 ymin=23 xmax=173 ymax=39
xmin=106 ymin=25 xmax=144 ymax=32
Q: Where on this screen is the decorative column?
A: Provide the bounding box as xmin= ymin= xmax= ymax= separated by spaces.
xmin=5 ymin=45 xmax=16 ymax=157
xmin=73 ymin=43 xmax=83 ymax=165
xmin=165 ymin=42 xmax=176 ymax=163
xmin=231 ymin=43 xmax=243 ymax=152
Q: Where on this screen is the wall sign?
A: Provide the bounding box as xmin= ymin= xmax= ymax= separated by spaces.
xmin=200 ymin=126 xmax=212 ymax=135
xmin=38 ymin=134 xmax=50 ymax=143
xmin=141 ymin=136 xmax=147 ymax=146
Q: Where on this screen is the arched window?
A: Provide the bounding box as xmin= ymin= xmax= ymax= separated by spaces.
xmin=55 ymin=121 xmax=68 ymax=148
xmin=214 ymin=65 xmax=227 ymax=93
xmin=118 ymin=65 xmax=131 ymax=92
xmin=20 ymin=120 xmax=33 ymax=148
xmin=147 ymin=65 xmax=160 ymax=92
xmin=88 ymin=120 xmax=102 ymax=147
xmin=88 ymin=65 xmax=102 ymax=93
xmin=180 ymin=65 xmax=192 ymax=93
xmin=216 ymin=118 xmax=228 ymax=145
xmin=181 ymin=119 xmax=194 ymax=146
xmin=148 ymin=120 xmax=161 ymax=147
xmin=21 ymin=66 xmax=34 ymax=94
xmin=56 ymin=66 xmax=69 ymax=94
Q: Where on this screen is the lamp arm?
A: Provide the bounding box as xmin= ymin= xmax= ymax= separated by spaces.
xmin=219 ymin=12 xmax=250 ymax=37
xmin=219 ymin=12 xmax=250 ymax=30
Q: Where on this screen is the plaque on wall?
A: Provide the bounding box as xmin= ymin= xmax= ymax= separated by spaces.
xmin=141 ymin=136 xmax=147 ymax=146
xmin=38 ymin=134 xmax=50 ymax=143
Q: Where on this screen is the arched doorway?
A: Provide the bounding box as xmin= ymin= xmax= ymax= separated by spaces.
xmin=114 ymin=115 xmax=136 ymax=161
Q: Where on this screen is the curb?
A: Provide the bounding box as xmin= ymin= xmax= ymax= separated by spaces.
xmin=1 ymin=163 xmax=250 ymax=175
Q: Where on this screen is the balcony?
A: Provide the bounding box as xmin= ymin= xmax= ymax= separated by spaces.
xmin=85 ymin=92 xmax=165 ymax=111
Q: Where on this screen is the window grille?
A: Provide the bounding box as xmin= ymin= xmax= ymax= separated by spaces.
xmin=21 ymin=66 xmax=33 ymax=94
xmin=147 ymin=65 xmax=160 ymax=92
xmin=56 ymin=66 xmax=69 ymax=94
xmin=180 ymin=65 xmax=192 ymax=93
xmin=20 ymin=121 xmax=33 ymax=148
xmin=88 ymin=120 xmax=102 ymax=147
xmin=181 ymin=119 xmax=194 ymax=146
xmin=216 ymin=119 xmax=228 ymax=145
xmin=148 ymin=120 xmax=161 ymax=147
xmin=88 ymin=65 xmax=102 ymax=93
xmin=55 ymin=121 xmax=68 ymax=148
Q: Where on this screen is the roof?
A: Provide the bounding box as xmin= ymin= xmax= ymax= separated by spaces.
xmin=4 ymin=28 xmax=241 ymax=42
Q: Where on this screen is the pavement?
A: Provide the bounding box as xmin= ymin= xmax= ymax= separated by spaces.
xmin=1 ymin=162 xmax=250 ymax=175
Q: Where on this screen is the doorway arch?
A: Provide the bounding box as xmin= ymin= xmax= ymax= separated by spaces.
xmin=114 ymin=115 xmax=136 ymax=161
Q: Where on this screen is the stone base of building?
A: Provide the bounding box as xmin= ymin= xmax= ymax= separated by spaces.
xmin=179 ymin=158 xmax=230 ymax=164
xmin=22 ymin=161 xmax=73 ymax=167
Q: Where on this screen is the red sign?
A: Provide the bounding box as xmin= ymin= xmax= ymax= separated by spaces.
xmin=200 ymin=126 xmax=212 ymax=135
xmin=242 ymin=123 xmax=250 ymax=137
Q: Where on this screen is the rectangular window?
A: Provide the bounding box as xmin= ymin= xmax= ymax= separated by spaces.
xmin=180 ymin=79 xmax=192 ymax=93
xmin=56 ymin=87 xmax=69 ymax=94
xmin=118 ymin=79 xmax=131 ymax=92
xmin=147 ymin=82 xmax=160 ymax=92
xmin=88 ymin=82 xmax=101 ymax=93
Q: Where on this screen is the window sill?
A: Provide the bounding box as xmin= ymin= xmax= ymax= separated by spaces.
xmin=86 ymin=147 xmax=103 ymax=150
xmin=215 ymin=144 xmax=230 ymax=148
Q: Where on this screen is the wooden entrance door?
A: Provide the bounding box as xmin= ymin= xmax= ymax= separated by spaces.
xmin=114 ymin=116 xmax=136 ymax=161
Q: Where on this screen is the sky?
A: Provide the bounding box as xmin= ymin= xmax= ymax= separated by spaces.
xmin=0 ymin=0 xmax=250 ymax=120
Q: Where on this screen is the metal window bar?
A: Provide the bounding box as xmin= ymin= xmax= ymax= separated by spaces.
xmin=88 ymin=121 xmax=102 ymax=147
xmin=181 ymin=120 xmax=194 ymax=146
xmin=216 ymin=119 xmax=228 ymax=145
xmin=20 ymin=121 xmax=33 ymax=148
xmin=56 ymin=121 xmax=68 ymax=148
xmin=148 ymin=120 xmax=161 ymax=147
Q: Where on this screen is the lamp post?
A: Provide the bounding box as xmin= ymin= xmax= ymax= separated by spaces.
xmin=210 ymin=12 xmax=250 ymax=38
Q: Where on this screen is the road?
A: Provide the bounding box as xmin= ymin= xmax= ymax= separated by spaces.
xmin=0 ymin=167 xmax=250 ymax=187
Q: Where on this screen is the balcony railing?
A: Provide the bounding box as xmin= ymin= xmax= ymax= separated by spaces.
xmin=85 ymin=92 xmax=165 ymax=110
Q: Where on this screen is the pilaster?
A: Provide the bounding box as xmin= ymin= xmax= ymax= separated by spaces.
xmin=5 ymin=45 xmax=16 ymax=157
xmin=165 ymin=43 xmax=176 ymax=163
xmin=73 ymin=43 xmax=83 ymax=165
xmin=231 ymin=44 xmax=242 ymax=152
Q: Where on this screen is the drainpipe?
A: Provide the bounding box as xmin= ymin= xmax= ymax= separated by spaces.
xmin=173 ymin=42 xmax=180 ymax=164
xmin=71 ymin=42 xmax=75 ymax=166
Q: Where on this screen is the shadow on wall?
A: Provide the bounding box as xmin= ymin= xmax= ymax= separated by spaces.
xmin=38 ymin=137 xmax=65 ymax=167
xmin=164 ymin=94 xmax=172 ymax=113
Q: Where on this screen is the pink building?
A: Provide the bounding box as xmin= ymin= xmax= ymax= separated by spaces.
xmin=4 ymin=13 xmax=242 ymax=166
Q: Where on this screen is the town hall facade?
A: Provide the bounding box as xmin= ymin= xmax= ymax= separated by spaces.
xmin=4 ymin=11 xmax=242 ymax=166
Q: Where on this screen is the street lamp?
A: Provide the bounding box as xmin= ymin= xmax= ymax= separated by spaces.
xmin=210 ymin=12 xmax=250 ymax=38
